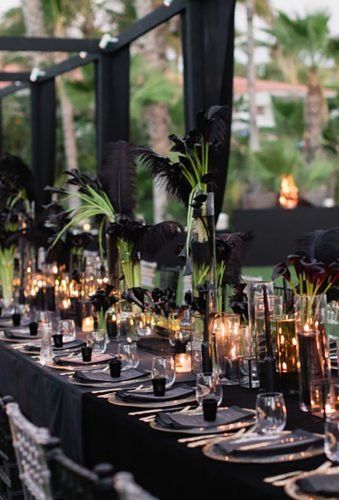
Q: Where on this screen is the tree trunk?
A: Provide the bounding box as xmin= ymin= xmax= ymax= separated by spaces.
xmin=304 ymin=69 xmax=325 ymax=163
xmin=21 ymin=0 xmax=79 ymax=187
xmin=20 ymin=0 xmax=46 ymax=66
xmin=134 ymin=0 xmax=169 ymax=223
xmin=246 ymin=0 xmax=259 ymax=152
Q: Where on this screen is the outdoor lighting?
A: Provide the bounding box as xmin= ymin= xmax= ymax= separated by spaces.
xmin=79 ymin=51 xmax=88 ymax=59
xmin=99 ymin=34 xmax=119 ymax=49
xmin=163 ymin=0 xmax=173 ymax=6
xmin=29 ymin=67 xmax=46 ymax=82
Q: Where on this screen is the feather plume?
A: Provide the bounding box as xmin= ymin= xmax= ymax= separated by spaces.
xmin=138 ymin=221 xmax=184 ymax=260
xmin=136 ymin=147 xmax=191 ymax=206
xmin=99 ymin=141 xmax=136 ymax=216
xmin=296 ymin=227 xmax=339 ymax=264
xmin=217 ymin=231 xmax=253 ymax=284
xmin=0 ymin=154 xmax=36 ymax=202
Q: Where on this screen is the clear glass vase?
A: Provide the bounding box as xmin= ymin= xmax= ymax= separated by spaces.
xmin=0 ymin=247 xmax=15 ymax=310
xmin=294 ymin=294 xmax=331 ymax=412
xmin=213 ymin=313 xmax=241 ymax=384
xmin=190 ymin=191 xmax=217 ymax=302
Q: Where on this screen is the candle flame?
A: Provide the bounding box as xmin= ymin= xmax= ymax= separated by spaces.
xmin=279 ymin=174 xmax=298 ymax=209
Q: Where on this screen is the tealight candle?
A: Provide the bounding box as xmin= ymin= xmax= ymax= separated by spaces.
xmin=82 ymin=316 xmax=94 ymax=333
xmin=175 ymin=353 xmax=192 ymax=373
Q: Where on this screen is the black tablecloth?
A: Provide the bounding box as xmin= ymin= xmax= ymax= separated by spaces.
xmin=0 ymin=340 xmax=326 ymax=500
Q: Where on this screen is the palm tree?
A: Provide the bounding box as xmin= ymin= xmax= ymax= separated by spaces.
xmin=266 ymin=11 xmax=337 ymax=162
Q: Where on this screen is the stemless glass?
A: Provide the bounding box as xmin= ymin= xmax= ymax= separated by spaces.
xmin=152 ymin=356 xmax=176 ymax=387
xmin=325 ymin=414 xmax=339 ymax=463
xmin=118 ymin=342 xmax=139 ymax=369
xmin=196 ymin=372 xmax=223 ymax=407
xmin=256 ymin=392 xmax=287 ymax=435
xmin=90 ymin=329 xmax=107 ymax=353
xmin=58 ymin=319 xmax=76 ymax=342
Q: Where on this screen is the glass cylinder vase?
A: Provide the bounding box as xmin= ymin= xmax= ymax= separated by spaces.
xmin=0 ymin=246 xmax=15 ymax=309
xmin=190 ymin=191 xmax=217 ymax=303
xmin=213 ymin=313 xmax=241 ymax=384
xmin=273 ymin=315 xmax=298 ymax=395
xmin=295 ymin=294 xmax=331 ymax=412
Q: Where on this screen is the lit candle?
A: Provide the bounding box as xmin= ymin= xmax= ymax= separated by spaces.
xmin=82 ymin=316 xmax=94 ymax=333
xmin=175 ymin=353 xmax=192 ymax=373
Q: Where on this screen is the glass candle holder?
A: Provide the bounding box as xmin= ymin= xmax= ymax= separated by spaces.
xmin=117 ymin=301 xmax=136 ymax=340
xmin=175 ymin=353 xmax=192 ymax=373
xmin=310 ymin=378 xmax=339 ymax=419
xmin=246 ymin=280 xmax=274 ymax=338
xmin=135 ymin=311 xmax=153 ymax=337
xmin=106 ymin=309 xmax=119 ymax=340
xmin=82 ymin=316 xmax=94 ymax=333
xmin=295 ymin=294 xmax=331 ymax=412
xmin=254 ymin=294 xmax=283 ymax=389
xmin=274 ymin=315 xmax=298 ymax=395
xmin=239 ymin=325 xmax=259 ymax=389
xmin=174 ymin=333 xmax=192 ymax=373
xmin=213 ymin=313 xmax=241 ymax=385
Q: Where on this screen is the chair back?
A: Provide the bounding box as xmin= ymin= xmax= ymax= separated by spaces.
xmin=47 ymin=447 xmax=115 ymax=500
xmin=5 ymin=401 xmax=53 ymax=500
xmin=114 ymin=472 xmax=157 ymax=500
xmin=0 ymin=396 xmax=23 ymax=498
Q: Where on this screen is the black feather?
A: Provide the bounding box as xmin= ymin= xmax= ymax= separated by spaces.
xmin=218 ymin=232 xmax=253 ymax=284
xmin=296 ymin=227 xmax=339 ymax=264
xmin=99 ymin=141 xmax=136 ymax=216
xmin=138 ymin=221 xmax=184 ymax=260
xmin=0 ymin=154 xmax=36 ymax=202
xmin=136 ymin=146 xmax=191 ymax=206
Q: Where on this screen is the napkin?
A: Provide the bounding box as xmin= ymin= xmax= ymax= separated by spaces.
xmin=4 ymin=327 xmax=41 ymax=340
xmin=297 ymin=473 xmax=339 ymax=497
xmin=215 ymin=429 xmax=323 ymax=457
xmin=54 ymin=353 xmax=112 ymax=366
xmin=117 ymin=384 xmax=194 ymax=403
xmin=74 ymin=368 xmax=147 ymax=384
xmin=0 ymin=318 xmax=13 ymax=328
xmin=156 ymin=406 xmax=253 ymax=429
xmin=24 ymin=339 xmax=85 ymax=353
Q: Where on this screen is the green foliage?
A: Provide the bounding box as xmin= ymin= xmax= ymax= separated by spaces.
xmin=2 ymin=93 xmax=31 ymax=163
xmin=254 ymin=140 xmax=302 ymax=191
xmin=0 ymin=7 xmax=25 ymax=36
xmin=266 ymin=10 xmax=332 ymax=68
xmin=295 ymin=155 xmax=337 ymax=192
xmin=271 ymin=97 xmax=304 ymax=139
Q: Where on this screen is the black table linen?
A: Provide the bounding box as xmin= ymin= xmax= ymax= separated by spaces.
xmin=0 ymin=340 xmax=328 ymax=499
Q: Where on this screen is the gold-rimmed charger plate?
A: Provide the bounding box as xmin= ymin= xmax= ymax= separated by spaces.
xmin=203 ymin=432 xmax=324 ymax=464
xmin=285 ymin=467 xmax=339 ymax=500
xmin=149 ymin=415 xmax=255 ymax=435
xmin=43 ymin=361 xmax=109 ymax=371
xmin=108 ymin=393 xmax=196 ymax=409
xmin=68 ymin=374 xmax=151 ymax=388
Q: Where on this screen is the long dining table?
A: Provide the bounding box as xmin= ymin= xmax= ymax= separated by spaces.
xmin=0 ymin=337 xmax=327 ymax=500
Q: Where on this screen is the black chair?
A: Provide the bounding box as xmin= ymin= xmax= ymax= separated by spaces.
xmin=0 ymin=396 xmax=23 ymax=500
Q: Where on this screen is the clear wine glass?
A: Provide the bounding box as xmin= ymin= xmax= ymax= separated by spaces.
xmin=196 ymin=372 xmax=223 ymax=407
xmin=152 ymin=356 xmax=175 ymax=387
xmin=325 ymin=413 xmax=339 ymax=463
xmin=118 ymin=342 xmax=139 ymax=369
xmin=57 ymin=319 xmax=76 ymax=342
xmin=256 ymin=392 xmax=286 ymax=435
